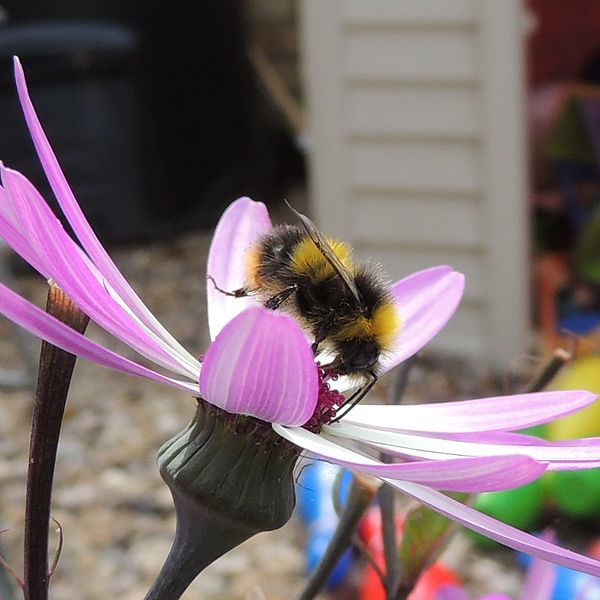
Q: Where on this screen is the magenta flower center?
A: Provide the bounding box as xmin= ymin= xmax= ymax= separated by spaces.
xmin=303 ymin=366 xmax=345 ymax=433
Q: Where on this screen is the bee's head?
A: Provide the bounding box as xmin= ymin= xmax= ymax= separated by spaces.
xmin=334 ymin=338 xmax=380 ymax=375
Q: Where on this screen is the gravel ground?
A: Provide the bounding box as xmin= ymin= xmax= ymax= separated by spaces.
xmin=0 ymin=222 xmax=558 ymax=600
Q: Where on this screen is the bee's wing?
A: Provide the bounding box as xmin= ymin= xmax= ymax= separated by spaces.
xmin=285 ymin=201 xmax=362 ymax=304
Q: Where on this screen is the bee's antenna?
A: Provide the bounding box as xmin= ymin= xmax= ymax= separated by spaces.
xmin=283 ymin=198 xmax=299 ymax=215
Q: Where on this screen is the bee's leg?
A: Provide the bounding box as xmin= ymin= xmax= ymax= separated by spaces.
xmin=265 ymin=284 xmax=298 ymax=310
xmin=311 ymin=310 xmax=336 ymax=356
xmin=207 ymin=275 xmax=249 ymax=298
xmin=329 ymin=370 xmax=377 ymax=423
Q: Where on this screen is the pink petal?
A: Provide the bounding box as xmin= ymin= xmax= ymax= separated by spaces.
xmin=272 ymin=424 xmax=545 ymax=492
xmin=388 ymin=480 xmax=600 ymax=577
xmin=199 ymin=307 xmax=317 ymax=425
xmin=0 ymin=281 xmax=198 ymax=393
xmin=12 ymin=57 xmax=194 ymax=367
xmin=432 ymin=431 xmax=600 ymax=470
xmin=435 ymin=587 xmax=471 ymax=600
xmin=380 ymin=266 xmax=465 ymax=373
xmin=206 ymin=196 xmax=272 ymax=340
xmin=0 ymin=191 xmax=50 ymax=277
xmin=1 ymin=167 xmax=198 ymax=378
xmin=519 ymin=531 xmax=557 ymax=600
xmin=339 ymin=390 xmax=597 ymax=433
xmin=330 ymin=423 xmax=600 ymax=469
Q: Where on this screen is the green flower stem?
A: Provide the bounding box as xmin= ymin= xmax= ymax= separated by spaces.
xmin=143 ymin=488 xmax=261 ymax=600
xmin=380 ymin=358 xmax=414 ymax=599
xmin=379 ymin=484 xmax=401 ymax=599
xmin=298 ymin=477 xmax=376 ymax=600
xmin=24 ymin=286 xmax=89 ymax=600
xmin=144 ymin=401 xmax=301 ymax=600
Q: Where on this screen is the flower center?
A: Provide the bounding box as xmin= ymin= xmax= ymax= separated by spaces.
xmin=303 ymin=366 xmax=345 ymax=433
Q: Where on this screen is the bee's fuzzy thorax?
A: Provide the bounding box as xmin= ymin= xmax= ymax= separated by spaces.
xmin=290 ymin=236 xmax=353 ymax=281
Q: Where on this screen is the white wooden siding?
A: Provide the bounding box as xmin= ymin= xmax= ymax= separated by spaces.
xmin=361 ymin=246 xmax=486 ymax=305
xmin=344 ymin=30 xmax=478 ymax=83
xmin=340 ymin=0 xmax=477 ymax=27
xmin=348 ymin=195 xmax=483 ymax=248
xmin=348 ymin=140 xmax=482 ymax=193
xmin=347 ymin=87 xmax=480 ymax=139
xmin=300 ymin=0 xmax=529 ymax=367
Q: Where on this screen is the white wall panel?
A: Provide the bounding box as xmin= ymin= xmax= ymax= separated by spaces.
xmin=355 ymin=246 xmax=486 ymax=304
xmin=349 ymin=195 xmax=483 ymax=248
xmin=344 ymin=31 xmax=478 ymax=82
xmin=342 ymin=0 xmax=476 ymax=27
xmin=347 ymin=87 xmax=480 ymax=138
xmin=429 ymin=302 xmax=488 ymax=358
xmin=349 ymin=141 xmax=482 ymax=194
xmin=301 ymin=0 xmax=529 ymax=368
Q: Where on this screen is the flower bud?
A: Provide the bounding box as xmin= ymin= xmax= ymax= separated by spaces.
xmin=145 ymin=400 xmax=301 ymax=600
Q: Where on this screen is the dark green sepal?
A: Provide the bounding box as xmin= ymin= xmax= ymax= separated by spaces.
xmin=144 ymin=400 xmax=301 ymax=600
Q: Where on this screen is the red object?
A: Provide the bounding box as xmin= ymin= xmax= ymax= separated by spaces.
xmin=358 ymin=508 xmax=461 ymax=600
xmin=358 ymin=508 xmax=401 ymax=600
xmin=527 ymin=0 xmax=600 ymax=84
xmin=409 ymin=563 xmax=462 ymax=600
xmin=587 ymin=538 xmax=600 ymax=559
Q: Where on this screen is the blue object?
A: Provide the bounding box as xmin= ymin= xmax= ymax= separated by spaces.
xmin=552 ymin=566 xmax=600 ymax=600
xmin=559 ymin=311 xmax=600 ymax=335
xmin=297 ymin=462 xmax=353 ymax=587
xmin=519 ymin=552 xmax=600 ymax=600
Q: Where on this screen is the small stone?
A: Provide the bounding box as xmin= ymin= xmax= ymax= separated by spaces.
xmin=208 ymin=549 xmax=252 ymax=575
xmin=253 ymin=541 xmax=304 ymax=575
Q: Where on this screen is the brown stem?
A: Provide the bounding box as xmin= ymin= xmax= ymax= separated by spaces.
xmin=527 ymin=347 xmax=572 ymax=393
xmin=24 ymin=286 xmax=89 ymax=600
xmin=351 ymin=534 xmax=387 ymax=586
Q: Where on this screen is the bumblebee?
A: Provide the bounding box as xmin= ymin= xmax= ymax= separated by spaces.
xmin=210 ymin=203 xmax=400 ymax=411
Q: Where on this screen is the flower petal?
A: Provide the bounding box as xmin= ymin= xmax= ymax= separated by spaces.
xmin=435 ymin=587 xmax=471 ymax=600
xmin=387 ymin=479 xmax=600 ymax=577
xmin=206 ymin=196 xmax=272 ymax=340
xmin=339 ymin=390 xmax=597 ymax=433
xmin=426 ymin=432 xmax=600 ymax=471
xmin=0 ymin=281 xmax=198 ymax=393
xmin=0 ymin=189 xmax=50 ymax=278
xmin=12 ymin=57 xmax=196 ymax=369
xmin=1 ymin=167 xmax=199 ymax=378
xmin=519 ymin=531 xmax=557 ymax=600
xmin=199 ymin=307 xmax=317 ymax=425
xmin=328 ymin=422 xmax=600 ymax=469
xmin=273 ymin=424 xmax=546 ymax=492
xmin=380 ymin=266 xmax=465 ymax=373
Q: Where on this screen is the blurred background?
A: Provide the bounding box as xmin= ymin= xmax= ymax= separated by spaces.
xmin=2 ymin=1 xmax=600 ymax=599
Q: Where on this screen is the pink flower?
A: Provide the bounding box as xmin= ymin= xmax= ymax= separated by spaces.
xmin=2 ymin=56 xmax=600 ymax=576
